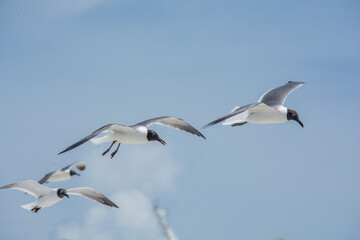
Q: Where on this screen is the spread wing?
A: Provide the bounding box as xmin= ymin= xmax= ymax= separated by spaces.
xmin=258 ymin=81 xmax=305 ymax=107
xmin=61 ymin=162 xmax=86 ymax=171
xmin=202 ymin=103 xmax=260 ymax=128
xmin=134 ymin=116 xmax=205 ymax=139
xmin=0 ymin=180 xmax=51 ymax=198
xmin=58 ymin=124 xmax=128 ymax=154
xmin=67 ymin=187 xmax=119 ymax=208
xmin=38 ymin=171 xmax=57 ymax=184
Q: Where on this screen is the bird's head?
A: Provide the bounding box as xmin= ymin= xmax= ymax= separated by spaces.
xmin=147 ymin=130 xmax=166 ymax=145
xmin=70 ymin=170 xmax=80 ymax=176
xmin=287 ymin=109 xmax=304 ymax=128
xmin=57 ymin=188 xmax=69 ymax=198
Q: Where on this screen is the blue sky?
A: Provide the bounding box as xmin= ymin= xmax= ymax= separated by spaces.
xmin=0 ymin=0 xmax=359 ymax=239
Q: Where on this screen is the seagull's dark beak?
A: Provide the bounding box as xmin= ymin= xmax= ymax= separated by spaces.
xmin=156 ymin=137 xmax=166 ymax=146
xmin=74 ymin=173 xmax=80 ymax=176
xmin=65 ymin=193 xmax=69 ymax=198
xmin=296 ymin=118 xmax=304 ymax=128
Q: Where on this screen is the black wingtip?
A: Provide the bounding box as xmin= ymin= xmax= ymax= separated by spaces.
xmin=58 ymin=149 xmax=67 ymax=155
xmin=288 ymin=81 xmax=306 ymax=85
xmin=202 ymin=124 xmax=211 ymax=129
xmin=202 ymin=120 xmax=220 ymax=129
xmin=196 ymin=131 xmax=206 ymax=140
xmin=107 ymin=201 xmax=119 ymax=208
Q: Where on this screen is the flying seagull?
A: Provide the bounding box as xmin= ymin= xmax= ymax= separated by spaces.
xmin=38 ymin=162 xmax=86 ymax=184
xmin=203 ymin=81 xmax=305 ymax=128
xmin=0 ymin=180 xmax=118 ymax=212
xmin=58 ymin=116 xmax=206 ymax=158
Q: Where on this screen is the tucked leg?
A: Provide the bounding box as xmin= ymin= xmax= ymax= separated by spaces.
xmin=110 ymin=143 xmax=121 ymax=159
xmin=31 ymin=207 xmax=41 ymax=213
xmin=231 ymin=122 xmax=247 ymax=127
xmin=102 ymin=141 xmax=116 ymax=156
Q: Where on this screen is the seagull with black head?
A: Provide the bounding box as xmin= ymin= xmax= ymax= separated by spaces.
xmin=203 ymin=81 xmax=305 ymax=129
xmin=59 ymin=116 xmax=206 ymax=158
xmin=0 ymin=180 xmax=118 ymax=213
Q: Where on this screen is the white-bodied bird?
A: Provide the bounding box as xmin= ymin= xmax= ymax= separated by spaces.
xmin=38 ymin=162 xmax=86 ymax=184
xmin=58 ymin=116 xmax=206 ymax=158
xmin=0 ymin=180 xmax=118 ymax=212
xmin=203 ymin=81 xmax=305 ymax=128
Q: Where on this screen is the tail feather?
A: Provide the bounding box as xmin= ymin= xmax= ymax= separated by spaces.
xmin=21 ymin=202 xmax=38 ymax=212
xmin=90 ymin=136 xmax=109 ymax=145
xmin=222 ymin=111 xmax=249 ymax=125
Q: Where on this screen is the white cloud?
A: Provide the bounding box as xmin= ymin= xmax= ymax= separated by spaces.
xmin=84 ymin=145 xmax=182 ymax=194
xmin=113 ymin=190 xmax=161 ymax=239
xmin=56 ymin=145 xmax=181 ymax=240
xmin=57 ymin=190 xmax=163 ymax=240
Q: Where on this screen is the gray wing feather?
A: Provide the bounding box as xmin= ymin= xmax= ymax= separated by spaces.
xmin=258 ymin=81 xmax=305 ymax=107
xmin=61 ymin=162 xmax=86 ymax=171
xmin=134 ymin=116 xmax=206 ymax=139
xmin=67 ymin=187 xmax=119 ymax=208
xmin=38 ymin=171 xmax=56 ymax=184
xmin=0 ymin=180 xmax=51 ymax=198
xmin=202 ymin=103 xmax=260 ymax=128
xmin=58 ymin=124 xmax=117 ymax=155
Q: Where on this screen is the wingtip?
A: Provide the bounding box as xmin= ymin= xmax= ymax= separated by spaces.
xmin=288 ymin=81 xmax=306 ymax=85
xmin=194 ymin=129 xmax=206 ymax=139
xmin=198 ymin=133 xmax=206 ymax=140
xmin=57 ymin=150 xmax=65 ymax=155
xmin=202 ymin=122 xmax=214 ymax=129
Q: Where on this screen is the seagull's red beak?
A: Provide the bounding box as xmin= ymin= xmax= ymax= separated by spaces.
xmin=156 ymin=137 xmax=166 ymax=146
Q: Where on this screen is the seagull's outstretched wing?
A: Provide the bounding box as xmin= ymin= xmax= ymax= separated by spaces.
xmin=134 ymin=116 xmax=206 ymax=139
xmin=258 ymin=81 xmax=305 ymax=107
xmin=61 ymin=162 xmax=86 ymax=171
xmin=0 ymin=180 xmax=51 ymax=198
xmin=58 ymin=124 xmax=129 ymax=154
xmin=202 ymin=103 xmax=261 ymax=128
xmin=67 ymin=187 xmax=119 ymax=208
xmin=38 ymin=171 xmax=57 ymax=184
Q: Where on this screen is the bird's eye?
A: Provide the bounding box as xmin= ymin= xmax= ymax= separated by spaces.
xmin=292 ymin=114 xmax=296 ymax=118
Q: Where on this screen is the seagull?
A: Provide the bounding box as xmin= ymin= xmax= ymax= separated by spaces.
xmin=0 ymin=180 xmax=118 ymax=212
xmin=203 ymin=81 xmax=305 ymax=128
xmin=58 ymin=116 xmax=206 ymax=158
xmin=38 ymin=162 xmax=86 ymax=184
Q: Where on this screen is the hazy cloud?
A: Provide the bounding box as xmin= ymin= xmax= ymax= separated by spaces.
xmin=57 ymin=190 xmax=163 ymax=240
xmin=56 ymin=145 xmax=181 ymax=240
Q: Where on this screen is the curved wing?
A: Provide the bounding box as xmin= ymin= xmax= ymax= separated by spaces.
xmin=38 ymin=171 xmax=57 ymax=184
xmin=61 ymin=162 xmax=86 ymax=171
xmin=202 ymin=103 xmax=260 ymax=128
xmin=134 ymin=116 xmax=206 ymax=139
xmin=58 ymin=124 xmax=126 ymax=154
xmin=67 ymin=187 xmax=119 ymax=208
xmin=258 ymin=81 xmax=305 ymax=107
xmin=0 ymin=180 xmax=51 ymax=198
